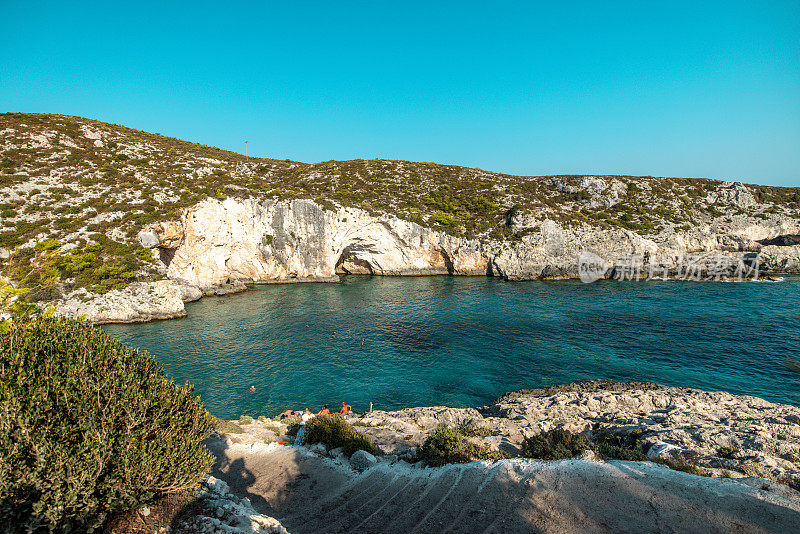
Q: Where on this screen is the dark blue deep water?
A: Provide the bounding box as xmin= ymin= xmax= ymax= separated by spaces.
xmin=103 ymin=276 xmax=800 ymax=419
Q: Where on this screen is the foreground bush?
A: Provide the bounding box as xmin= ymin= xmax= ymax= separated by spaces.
xmin=522 ymin=428 xmax=650 ymax=461
xmin=521 ymin=428 xmax=592 ymax=460
xmin=305 ymin=414 xmax=377 ymax=456
xmin=418 ymin=426 xmax=509 ymax=467
xmin=0 ymin=316 xmax=214 ymax=531
xmin=593 ymin=429 xmax=649 ymax=460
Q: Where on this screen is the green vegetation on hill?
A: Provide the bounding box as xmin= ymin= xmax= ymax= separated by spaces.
xmin=2 ymin=112 xmax=800 ymax=298
xmin=0 ymin=316 xmax=213 ymax=530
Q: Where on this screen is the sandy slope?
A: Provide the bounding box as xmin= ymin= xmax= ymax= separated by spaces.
xmin=206 ymin=436 xmax=800 ymax=534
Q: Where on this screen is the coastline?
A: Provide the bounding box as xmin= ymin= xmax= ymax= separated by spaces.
xmin=68 ymin=268 xmax=796 ymax=325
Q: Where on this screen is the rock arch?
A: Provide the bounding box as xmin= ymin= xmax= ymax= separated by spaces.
xmin=335 ymin=244 xmax=379 ymax=275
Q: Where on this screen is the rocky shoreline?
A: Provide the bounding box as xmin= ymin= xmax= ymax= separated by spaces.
xmin=220 ymin=380 xmax=800 ymax=488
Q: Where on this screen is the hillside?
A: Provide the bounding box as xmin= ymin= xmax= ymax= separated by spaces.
xmin=2 ymin=113 xmax=800 ymax=321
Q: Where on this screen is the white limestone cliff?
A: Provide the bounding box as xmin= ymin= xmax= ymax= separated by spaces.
xmin=53 ymin=197 xmax=800 ymax=324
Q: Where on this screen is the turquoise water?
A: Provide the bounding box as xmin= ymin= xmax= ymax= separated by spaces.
xmin=103 ymin=276 xmax=800 ymax=419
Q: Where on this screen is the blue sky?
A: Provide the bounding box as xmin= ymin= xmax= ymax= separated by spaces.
xmin=1 ymin=2 xmax=798 ymax=186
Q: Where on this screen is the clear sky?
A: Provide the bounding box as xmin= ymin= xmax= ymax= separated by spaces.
xmin=1 ymin=1 xmax=798 ymax=186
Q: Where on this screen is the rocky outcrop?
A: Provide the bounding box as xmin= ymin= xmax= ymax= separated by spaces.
xmin=350 ymin=381 xmax=800 ymax=485
xmin=174 ymin=475 xmax=288 ymax=534
xmin=52 ymin=280 xmax=195 ymax=325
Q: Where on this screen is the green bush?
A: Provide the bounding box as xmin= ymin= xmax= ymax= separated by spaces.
xmin=0 ymin=317 xmax=214 ymax=531
xmin=521 ymin=428 xmax=592 ymax=460
xmin=592 ymin=429 xmax=648 ymax=460
xmin=456 ymin=424 xmax=492 ymax=437
xmin=305 ymin=414 xmax=377 ymax=456
xmin=418 ymin=426 xmax=508 ymax=467
xmin=214 ymin=418 xmax=244 ymax=435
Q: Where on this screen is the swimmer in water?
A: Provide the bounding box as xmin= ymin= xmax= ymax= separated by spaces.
xmin=361 ymin=338 xmax=365 ymax=346
xmin=249 ymin=386 xmax=256 ymax=392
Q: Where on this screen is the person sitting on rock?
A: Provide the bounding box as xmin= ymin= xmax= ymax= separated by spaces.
xmin=301 ymin=408 xmax=314 ymax=423
xmin=318 ymin=405 xmax=330 ymax=415
xmin=339 ymin=401 xmax=352 ymax=415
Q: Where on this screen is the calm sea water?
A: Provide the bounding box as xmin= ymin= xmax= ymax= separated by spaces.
xmin=103 ymin=276 xmax=800 ymax=419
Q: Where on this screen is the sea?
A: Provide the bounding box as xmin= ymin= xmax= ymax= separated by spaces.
xmin=103 ymin=276 xmax=800 ymax=419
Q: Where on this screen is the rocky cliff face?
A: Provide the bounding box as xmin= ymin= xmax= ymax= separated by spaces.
xmin=150 ymin=197 xmax=487 ymax=291
xmin=145 ymin=196 xmax=800 ymax=290
xmin=51 ymin=195 xmax=800 ymax=324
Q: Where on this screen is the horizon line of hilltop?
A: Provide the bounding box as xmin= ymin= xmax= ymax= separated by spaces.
xmin=0 ymin=112 xmax=788 ymax=186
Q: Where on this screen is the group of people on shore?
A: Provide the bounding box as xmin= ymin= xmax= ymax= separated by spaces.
xmin=278 ymin=401 xmax=352 ymax=421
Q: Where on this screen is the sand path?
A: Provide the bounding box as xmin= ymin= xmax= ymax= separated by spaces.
xmin=206 ymin=436 xmax=800 ymax=533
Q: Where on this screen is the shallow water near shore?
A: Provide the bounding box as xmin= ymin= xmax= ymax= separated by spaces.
xmin=103 ymin=276 xmax=800 ymax=419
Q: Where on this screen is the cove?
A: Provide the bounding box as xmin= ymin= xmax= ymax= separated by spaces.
xmin=102 ymin=276 xmax=800 ymax=419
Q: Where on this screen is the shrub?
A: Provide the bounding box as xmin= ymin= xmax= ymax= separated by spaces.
xmin=305 ymin=414 xmax=377 ymax=456
xmin=521 ymin=429 xmax=592 ymax=460
xmin=592 ymin=429 xmax=649 ymax=461
xmin=418 ymin=426 xmax=508 ymax=467
xmin=0 ymin=317 xmax=214 ymax=531
xmin=214 ymin=419 xmax=244 ymax=435
xmin=456 ymin=424 xmax=492 ymax=437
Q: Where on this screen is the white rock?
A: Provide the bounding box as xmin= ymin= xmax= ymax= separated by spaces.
xmin=137 ymin=230 xmax=160 ymax=248
xmin=205 ymin=475 xmax=230 ymax=495
xmin=52 ymin=280 xmax=187 ymax=324
xmin=350 ymin=449 xmax=378 ymax=470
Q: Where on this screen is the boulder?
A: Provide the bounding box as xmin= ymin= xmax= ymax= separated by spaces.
xmin=137 ymin=230 xmax=159 ymax=248
xmin=205 ymin=475 xmax=230 ymax=496
xmin=350 ymin=450 xmax=378 ymax=470
xmin=177 ymin=282 xmax=203 ymax=302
